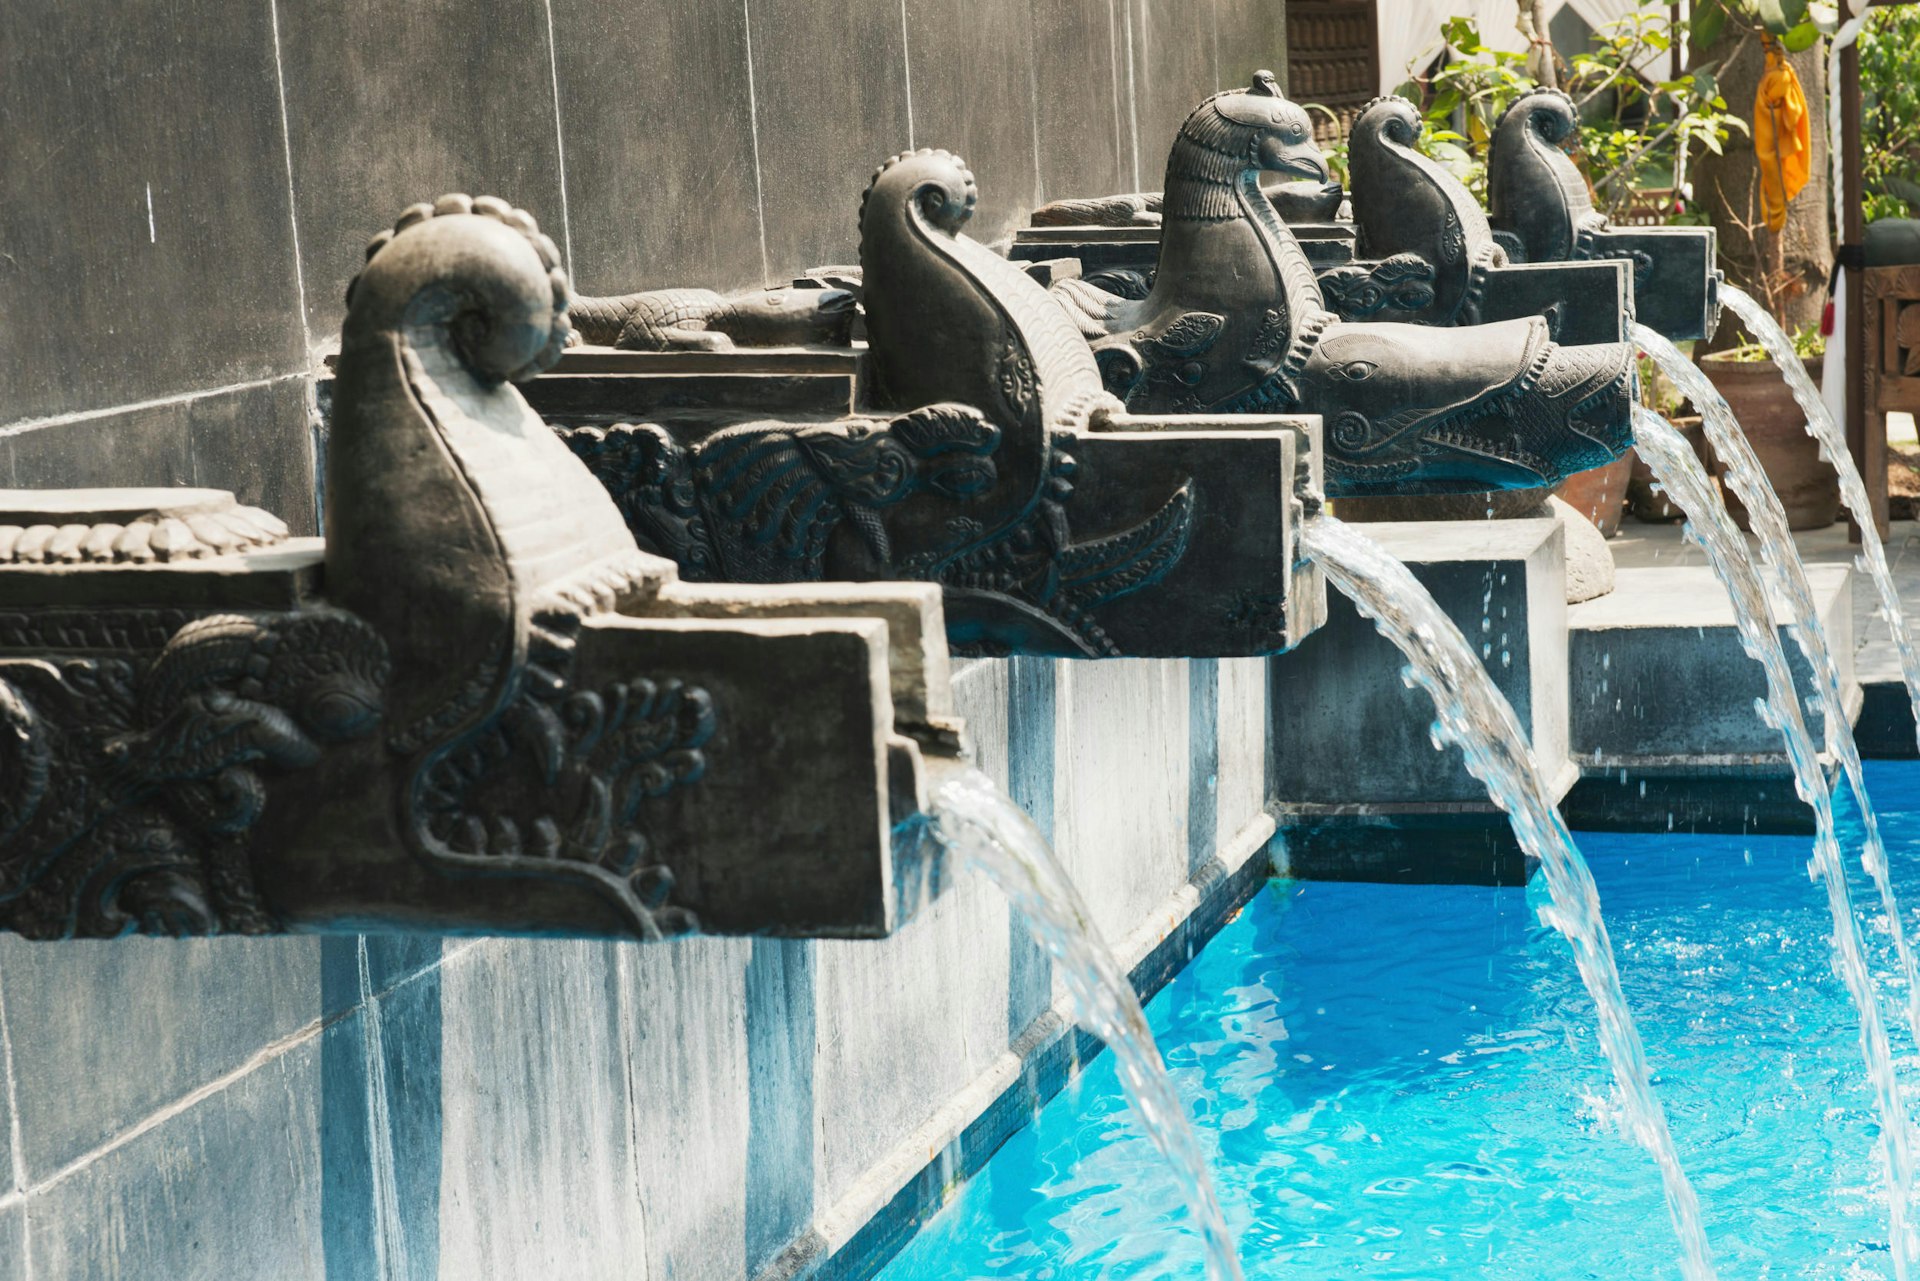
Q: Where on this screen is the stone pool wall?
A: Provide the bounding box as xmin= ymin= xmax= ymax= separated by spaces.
xmin=0 ymin=654 xmax=1276 ymax=1279
xmin=0 ymin=3 xmax=1289 ymax=1276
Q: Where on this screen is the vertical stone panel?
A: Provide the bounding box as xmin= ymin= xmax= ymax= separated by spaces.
xmin=27 ymin=1029 xmax=329 ymax=1281
xmin=1216 ymin=656 xmax=1269 ymax=841
xmin=812 ymin=879 xmax=1013 ymax=1209
xmin=1187 ymin=658 xmax=1220 ymax=875
xmin=1053 ymin=660 xmax=1190 ymax=949
xmin=1005 ymin=655 xmax=1057 ymax=1036
xmin=623 ymin=938 xmax=753 ymax=1279
xmin=1211 ymin=0 xmax=1289 ymax=90
xmin=275 ymin=0 xmax=566 ymax=347
xmin=0 ymin=934 xmax=321 ymax=1181
xmin=902 ymin=0 xmax=1040 ymax=245
xmin=0 ymin=0 xmax=306 ymax=424
xmin=813 ymin=662 xmax=1015 ymax=1209
xmin=435 ymin=940 xmax=648 ymax=1279
xmin=1031 ymin=0 xmax=1131 ymax=205
xmin=5 ymin=380 xmax=317 ymax=532
xmin=744 ymin=939 xmax=815 ymax=1273
xmin=1130 ymin=0 xmax=1222 ymax=184
xmin=745 ymin=0 xmax=912 ymax=280
xmin=548 ymin=0 xmax=766 ymax=295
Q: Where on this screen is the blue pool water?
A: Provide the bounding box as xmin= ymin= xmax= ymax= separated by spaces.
xmin=879 ymin=761 xmax=1920 ymax=1280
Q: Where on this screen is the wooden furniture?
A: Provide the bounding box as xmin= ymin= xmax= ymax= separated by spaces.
xmin=1868 ymin=264 xmax=1920 ymax=533
xmin=1286 ymin=0 xmax=1380 ymax=141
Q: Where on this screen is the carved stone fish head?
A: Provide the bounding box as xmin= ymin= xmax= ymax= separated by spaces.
xmin=1301 ymin=317 xmax=1635 ymax=496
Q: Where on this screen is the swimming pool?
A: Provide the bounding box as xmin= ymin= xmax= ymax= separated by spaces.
xmin=879 ymin=761 xmax=1920 ymax=1280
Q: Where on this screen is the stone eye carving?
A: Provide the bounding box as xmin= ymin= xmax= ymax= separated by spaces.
xmin=1329 ymin=360 xmax=1378 ymax=382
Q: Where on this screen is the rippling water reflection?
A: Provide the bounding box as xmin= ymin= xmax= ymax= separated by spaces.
xmin=880 ymin=761 xmax=1920 ymax=1280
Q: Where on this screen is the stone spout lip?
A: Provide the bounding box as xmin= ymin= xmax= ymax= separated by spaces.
xmin=0 ymin=527 xmax=966 ymax=943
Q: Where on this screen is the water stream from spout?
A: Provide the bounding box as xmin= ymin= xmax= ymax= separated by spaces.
xmin=1718 ymin=284 xmax=1920 ymax=751
xmin=931 ymin=766 xmax=1244 ymax=1281
xmin=1633 ymin=405 xmax=1916 ymax=1277
xmin=1635 ymin=323 xmax=1920 ymax=1082
xmin=1299 ymin=513 xmax=1717 ymax=1281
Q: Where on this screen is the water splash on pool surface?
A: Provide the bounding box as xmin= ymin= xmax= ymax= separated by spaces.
xmin=1297 ymin=514 xmax=1717 ymax=1281
xmin=933 ymin=767 xmax=1244 ymax=1281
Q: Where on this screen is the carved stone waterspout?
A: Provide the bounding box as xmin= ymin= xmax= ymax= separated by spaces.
xmin=0 ymin=196 xmax=961 ymax=941
xmin=1039 ymin=78 xmax=1635 ymax=497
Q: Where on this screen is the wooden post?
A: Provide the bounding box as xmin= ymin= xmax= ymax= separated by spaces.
xmin=1842 ymin=25 xmax=1887 ymax=538
xmin=1671 ymin=3 xmax=1683 ymax=80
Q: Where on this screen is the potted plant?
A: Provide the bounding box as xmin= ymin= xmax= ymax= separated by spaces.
xmin=1696 ymin=325 xmax=1838 ymax=529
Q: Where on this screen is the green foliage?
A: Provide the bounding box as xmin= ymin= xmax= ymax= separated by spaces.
xmin=1861 ymin=6 xmax=1920 ymax=223
xmin=1716 ymin=323 xmax=1825 ymax=360
xmin=1401 ymin=13 xmax=1744 ymax=217
xmin=1691 ymin=0 xmax=1817 ymax=50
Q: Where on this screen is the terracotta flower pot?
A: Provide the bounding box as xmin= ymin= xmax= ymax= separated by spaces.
xmin=1628 ymin=416 xmax=1714 ymax=522
xmin=1696 ymin=352 xmax=1839 ymax=531
xmin=1556 ymin=451 xmax=1635 ymax=537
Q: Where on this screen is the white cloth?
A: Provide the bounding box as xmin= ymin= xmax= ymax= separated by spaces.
xmin=1376 ymin=0 xmax=1668 ymax=95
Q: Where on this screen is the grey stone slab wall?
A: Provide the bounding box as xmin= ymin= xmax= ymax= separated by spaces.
xmin=0 ymin=651 xmax=1279 ymax=1281
xmin=2 ymin=0 xmax=1282 ymax=531
xmin=0 ymin=4 xmax=1291 ymax=1278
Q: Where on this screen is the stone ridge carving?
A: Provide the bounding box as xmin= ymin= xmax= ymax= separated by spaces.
xmin=1044 ymin=76 xmax=1636 ymax=496
xmin=1487 ymin=88 xmax=1722 ymax=340
xmin=1345 ymin=96 xmax=1505 ymax=327
xmin=331 ymin=195 xmax=712 ymax=937
xmin=1485 ymin=89 xmax=1608 ymax=265
xmin=0 ymin=610 xmax=388 ymax=938
xmin=566 ymin=284 xmax=856 ymax=351
xmin=0 ymin=491 xmax=289 ymax=564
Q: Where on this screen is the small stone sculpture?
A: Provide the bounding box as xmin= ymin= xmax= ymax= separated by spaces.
xmin=567 ymin=284 xmax=857 ymax=351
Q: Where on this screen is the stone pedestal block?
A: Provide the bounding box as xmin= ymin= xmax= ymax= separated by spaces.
xmin=1562 ymin=564 xmax=1858 ymax=833
xmin=1268 ymin=518 xmax=1570 ymax=883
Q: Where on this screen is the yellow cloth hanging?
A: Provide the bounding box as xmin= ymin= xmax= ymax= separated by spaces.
xmin=1754 ymin=41 xmax=1811 ymax=232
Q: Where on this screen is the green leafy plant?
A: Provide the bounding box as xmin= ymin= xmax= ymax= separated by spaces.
xmin=1397 ymin=13 xmax=1743 ymax=218
xmin=1690 ymin=0 xmax=1823 ymax=54
xmin=1861 ymin=6 xmax=1920 ymax=223
xmin=1714 ymin=324 xmax=1826 ymax=360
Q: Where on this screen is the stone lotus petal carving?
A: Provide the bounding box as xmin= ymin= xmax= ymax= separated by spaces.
xmin=1042 ymin=77 xmax=1636 ymax=496
xmin=0 ymin=490 xmax=289 ymax=564
xmin=548 ymin=147 xmax=1324 ymax=658
xmin=0 ymin=194 xmax=961 ymax=941
xmin=1486 ymin=88 xmax=1722 ymax=341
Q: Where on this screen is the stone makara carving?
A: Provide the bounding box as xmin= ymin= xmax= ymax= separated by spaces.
xmin=568 ymin=283 xmax=857 ymax=351
xmin=553 ymin=149 xmax=1324 ymax=659
xmin=1045 ymin=77 xmax=1636 ymax=496
xmin=0 ymin=196 xmax=961 ymax=941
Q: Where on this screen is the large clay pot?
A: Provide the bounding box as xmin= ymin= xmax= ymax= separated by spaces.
xmin=1331 ymin=486 xmax=1557 ymax=522
xmin=1556 ymin=451 xmax=1634 ymax=536
xmin=1696 ymin=352 xmax=1839 ymax=530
